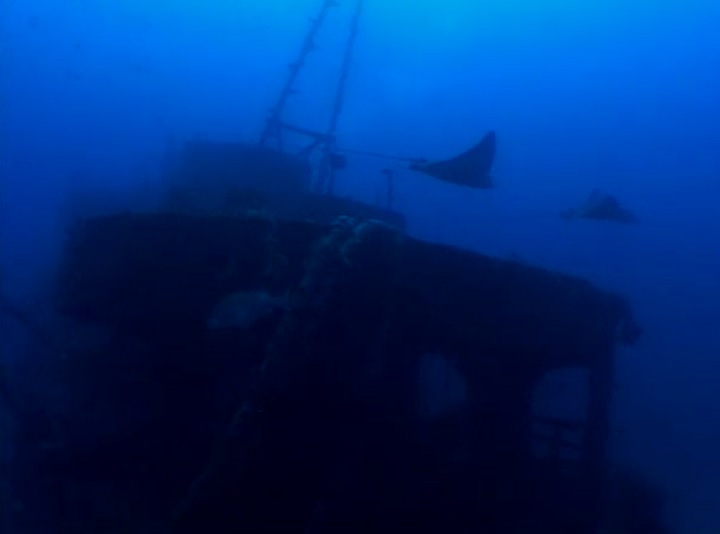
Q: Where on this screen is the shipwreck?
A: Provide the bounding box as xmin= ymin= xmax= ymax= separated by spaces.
xmin=4 ymin=135 xmax=642 ymax=532
xmin=0 ymin=1 xmax=647 ymax=532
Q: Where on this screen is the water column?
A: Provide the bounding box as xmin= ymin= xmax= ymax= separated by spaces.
xmin=0 ymin=0 xmax=12 ymax=528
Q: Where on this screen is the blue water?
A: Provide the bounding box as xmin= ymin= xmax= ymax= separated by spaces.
xmin=1 ymin=0 xmax=719 ymax=531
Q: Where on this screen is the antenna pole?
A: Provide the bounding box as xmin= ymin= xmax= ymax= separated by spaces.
xmin=316 ymin=0 xmax=364 ymax=195
xmin=259 ymin=0 xmax=338 ymax=149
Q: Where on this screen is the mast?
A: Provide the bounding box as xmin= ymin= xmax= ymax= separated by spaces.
xmin=316 ymin=0 xmax=364 ymax=195
xmin=258 ymin=0 xmax=365 ymax=196
xmin=259 ymin=0 xmax=339 ymax=150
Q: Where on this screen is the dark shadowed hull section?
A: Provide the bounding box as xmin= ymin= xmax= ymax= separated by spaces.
xmin=1 ymin=208 xmax=643 ymax=533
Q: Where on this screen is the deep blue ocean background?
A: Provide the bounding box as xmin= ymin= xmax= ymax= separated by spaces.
xmin=1 ymin=0 xmax=719 ymax=531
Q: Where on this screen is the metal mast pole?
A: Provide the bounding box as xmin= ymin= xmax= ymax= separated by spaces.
xmin=317 ymin=0 xmax=364 ymax=195
xmin=259 ymin=0 xmax=339 ymax=149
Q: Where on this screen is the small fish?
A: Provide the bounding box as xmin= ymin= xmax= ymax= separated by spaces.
xmin=408 ymin=130 xmax=496 ymax=189
xmin=206 ymin=290 xmax=288 ymax=330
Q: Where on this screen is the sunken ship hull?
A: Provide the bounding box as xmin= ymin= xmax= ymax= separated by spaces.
xmin=4 ymin=144 xmax=640 ymax=534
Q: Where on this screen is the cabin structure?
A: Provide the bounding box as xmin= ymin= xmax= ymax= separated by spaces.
xmin=161 ymin=140 xmax=406 ymax=229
